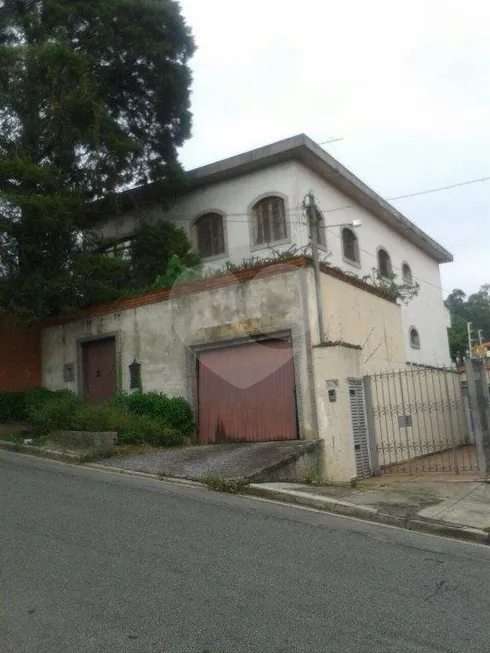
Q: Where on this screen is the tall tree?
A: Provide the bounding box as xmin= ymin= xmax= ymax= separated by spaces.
xmin=446 ymin=286 xmax=490 ymax=362
xmin=0 ymin=0 xmax=195 ymax=318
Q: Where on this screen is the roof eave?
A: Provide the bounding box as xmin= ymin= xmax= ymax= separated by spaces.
xmin=185 ymin=134 xmax=453 ymax=264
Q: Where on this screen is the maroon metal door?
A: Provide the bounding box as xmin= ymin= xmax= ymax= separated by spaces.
xmin=198 ymin=339 xmax=297 ymax=443
xmin=82 ymin=338 xmax=116 ymax=404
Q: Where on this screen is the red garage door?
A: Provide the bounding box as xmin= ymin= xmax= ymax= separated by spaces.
xmin=198 ymin=338 xmax=298 ymax=443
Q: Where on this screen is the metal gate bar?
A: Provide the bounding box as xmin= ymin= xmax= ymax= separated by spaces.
xmin=364 ymin=365 xmax=478 ymax=477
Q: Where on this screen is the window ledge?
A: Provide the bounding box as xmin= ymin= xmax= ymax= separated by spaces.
xmin=199 ymin=251 xmax=229 ymax=263
xmin=342 ymin=255 xmax=361 ymax=269
xmin=410 ymin=343 xmax=421 ymax=350
xmin=250 ymin=238 xmax=292 ymax=252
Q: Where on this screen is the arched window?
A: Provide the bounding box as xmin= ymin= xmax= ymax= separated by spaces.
xmin=195 ymin=213 xmax=225 ymax=258
xmin=342 ymin=227 xmax=360 ymax=263
xmin=252 ymin=196 xmax=287 ymax=246
xmin=377 ymin=248 xmax=392 ymax=279
xmin=409 ymin=327 xmax=420 ymax=349
xmin=402 ymin=263 xmax=413 ymax=284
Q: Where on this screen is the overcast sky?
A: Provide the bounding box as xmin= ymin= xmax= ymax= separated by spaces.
xmin=177 ymin=0 xmax=490 ymax=298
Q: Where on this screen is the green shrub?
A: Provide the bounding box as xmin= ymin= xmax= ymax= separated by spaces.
xmin=27 ymin=390 xmax=82 ymax=435
xmin=113 ymin=392 xmax=195 ymax=438
xmin=0 ymin=387 xmax=54 ymax=422
xmin=0 ymin=391 xmax=28 ymax=422
xmin=70 ymin=403 xmax=183 ymax=447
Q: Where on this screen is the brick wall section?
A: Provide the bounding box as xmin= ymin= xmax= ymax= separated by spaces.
xmin=0 ymin=316 xmax=41 ymax=391
xmin=44 ymin=256 xmax=391 ymax=328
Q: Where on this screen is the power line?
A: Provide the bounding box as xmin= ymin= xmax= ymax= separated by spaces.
xmin=388 ymin=175 xmax=490 ymax=201
xmin=162 ymin=171 xmax=490 ymax=222
xmin=319 ymin=173 xmax=490 ymax=216
xmin=123 ymin=171 xmax=490 ymax=297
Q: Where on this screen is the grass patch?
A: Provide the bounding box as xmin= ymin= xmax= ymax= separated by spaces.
xmin=202 ymin=473 xmax=247 ymax=494
xmin=0 ymin=432 xmax=25 ymax=444
xmin=302 ymin=470 xmax=334 ymax=487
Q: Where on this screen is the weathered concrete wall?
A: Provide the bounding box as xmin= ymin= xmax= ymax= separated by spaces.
xmin=42 ymin=265 xmax=317 ymax=441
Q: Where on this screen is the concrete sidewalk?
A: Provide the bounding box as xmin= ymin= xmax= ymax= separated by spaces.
xmin=245 ymin=480 xmax=490 ymax=545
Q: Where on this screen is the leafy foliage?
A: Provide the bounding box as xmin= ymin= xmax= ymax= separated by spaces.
xmin=17 ymin=386 xmax=194 ymax=446
xmin=70 ymin=403 xmax=181 ymax=446
xmin=113 ymin=391 xmax=195 ymax=438
xmin=0 ymin=0 xmax=195 ymax=318
xmin=0 ymin=387 xmax=54 ymax=421
xmin=445 ymin=286 xmax=490 ymax=363
xmin=0 ymin=391 xmax=28 ymax=422
xmin=26 ymin=390 xmax=83 ymax=434
xmin=362 ymin=268 xmax=420 ymax=304
xmin=131 ymin=221 xmax=200 ymax=287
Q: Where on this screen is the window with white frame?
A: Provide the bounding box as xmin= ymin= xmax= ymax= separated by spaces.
xmin=195 ymin=212 xmax=225 ymax=258
xmin=252 ymin=196 xmax=287 ymax=246
xmin=377 ymin=248 xmax=392 ymax=279
xmin=402 ymin=262 xmax=413 ymax=284
xmin=342 ymin=227 xmax=360 ymax=264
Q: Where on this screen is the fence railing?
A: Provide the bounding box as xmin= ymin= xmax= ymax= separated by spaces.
xmin=364 ymin=365 xmax=477 ymax=475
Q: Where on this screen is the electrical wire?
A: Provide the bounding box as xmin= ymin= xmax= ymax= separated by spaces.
xmin=160 ymin=171 xmax=490 ymax=221
xmin=120 ymin=172 xmax=490 ymax=298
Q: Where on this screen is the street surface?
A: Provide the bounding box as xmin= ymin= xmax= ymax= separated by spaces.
xmin=1 ymin=451 xmax=490 ymax=653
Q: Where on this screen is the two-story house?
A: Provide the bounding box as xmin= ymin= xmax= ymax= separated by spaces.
xmin=92 ymin=134 xmax=453 ymax=366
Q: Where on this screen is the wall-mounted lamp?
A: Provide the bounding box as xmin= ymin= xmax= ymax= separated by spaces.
xmin=129 ymin=359 xmax=142 ymax=390
xmin=327 ymin=219 xmax=363 ymax=229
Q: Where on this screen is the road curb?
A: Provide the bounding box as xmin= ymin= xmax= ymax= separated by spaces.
xmin=244 ymin=485 xmax=490 ymax=545
xmin=0 ymin=440 xmax=84 ymax=463
xmin=86 ymin=462 xmax=204 ymax=489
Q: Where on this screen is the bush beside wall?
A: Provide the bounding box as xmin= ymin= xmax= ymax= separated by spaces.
xmin=0 ymin=388 xmax=195 ymax=447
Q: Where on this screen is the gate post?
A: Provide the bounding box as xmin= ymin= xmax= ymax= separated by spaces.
xmin=363 ymin=375 xmax=380 ymax=476
xmin=465 ymin=358 xmax=490 ymax=479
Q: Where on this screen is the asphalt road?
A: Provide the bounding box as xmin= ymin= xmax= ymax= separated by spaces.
xmin=2 ymin=453 xmax=490 ymax=653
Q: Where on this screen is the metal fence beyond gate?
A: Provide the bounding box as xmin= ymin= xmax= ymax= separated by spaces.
xmin=363 ymin=365 xmax=478 ymax=476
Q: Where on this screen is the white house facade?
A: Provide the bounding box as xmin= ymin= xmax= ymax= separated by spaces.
xmin=93 ymin=134 xmax=453 ymax=366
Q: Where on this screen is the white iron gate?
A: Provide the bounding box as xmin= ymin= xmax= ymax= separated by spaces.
xmin=363 ymin=366 xmax=478 ymax=476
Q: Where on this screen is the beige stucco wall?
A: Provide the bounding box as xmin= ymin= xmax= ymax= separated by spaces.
xmin=320 ymin=273 xmax=406 ymax=372
xmin=42 ymin=266 xmax=318 ymax=441
xmin=294 ymin=163 xmax=452 ymax=367
xmin=312 ymin=345 xmax=363 ymax=481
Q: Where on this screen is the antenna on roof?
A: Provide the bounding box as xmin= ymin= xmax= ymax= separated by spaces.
xmin=318 ymin=137 xmax=344 ymax=146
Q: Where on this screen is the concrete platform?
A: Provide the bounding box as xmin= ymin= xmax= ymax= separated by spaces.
xmin=99 ymin=440 xmax=323 ymax=482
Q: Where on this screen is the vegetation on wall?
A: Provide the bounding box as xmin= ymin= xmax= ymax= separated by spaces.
xmin=0 ymin=0 xmax=195 ymax=319
xmin=360 ymin=269 xmax=420 ymax=304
